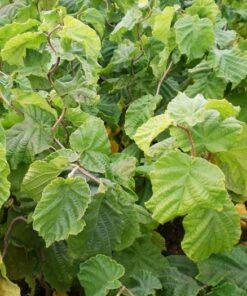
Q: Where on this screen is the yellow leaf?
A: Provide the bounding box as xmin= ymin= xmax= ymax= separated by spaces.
xmin=0 ymin=279 xmax=20 ymax=296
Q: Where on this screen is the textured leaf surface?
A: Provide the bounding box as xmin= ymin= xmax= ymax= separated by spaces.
xmin=58 ymin=15 xmax=101 ymax=59
xmin=110 ymin=8 xmax=142 ymax=42
xmin=125 ymin=270 xmax=162 ymax=296
xmin=21 ymin=157 xmax=69 ymax=201
xmin=174 ymin=15 xmax=214 ymax=60
xmin=70 ymin=116 xmax=110 ymax=172
xmin=114 ymin=234 xmax=168 ymax=278
xmin=182 ymin=200 xmax=241 ymax=261
xmin=196 ymin=246 xmax=247 ymax=290
xmin=0 ymin=19 xmax=39 ymax=49
xmin=216 ymin=127 xmax=247 ymax=195
xmin=125 ymin=94 xmax=162 ymax=138
xmin=1 ymin=32 xmax=45 ymax=65
xmin=210 ymin=48 xmax=247 ymax=87
xmin=33 ymin=177 xmax=90 ymax=247
xmin=78 ymin=254 xmax=125 ymax=296
xmin=68 ymin=188 xmax=140 ymax=260
xmin=185 ymin=72 xmax=227 ymax=100
xmin=0 ymin=147 xmax=10 ymax=209
xmin=207 ymin=283 xmax=246 ymax=296
xmin=133 ymin=114 xmax=172 ymax=154
xmin=159 ymin=267 xmax=200 ymax=296
xmin=166 ymin=92 xmax=206 ymax=127
xmin=6 ymin=106 xmax=54 ymax=169
xmin=43 ymin=242 xmax=74 ymax=292
xmin=171 ymin=110 xmax=243 ymax=154
xmin=146 ymin=151 xmax=228 ymax=223
xmin=186 ymin=0 xmax=220 ymax=22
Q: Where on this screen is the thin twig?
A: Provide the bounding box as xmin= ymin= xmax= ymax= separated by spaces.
xmin=53 ymin=137 xmax=65 ymax=149
xmin=71 ymin=164 xmax=101 ymax=185
xmin=46 ymin=25 xmax=61 ymax=54
xmin=156 ymin=61 xmax=173 ymax=95
xmin=116 ymin=286 xmax=125 ymax=296
xmin=52 ymin=108 xmax=66 ymax=133
xmin=46 ymin=25 xmax=61 ymax=86
xmin=116 ymin=286 xmax=135 ymax=296
xmin=47 ymin=56 xmax=60 ymax=86
xmin=177 ymin=124 xmax=196 ymax=157
xmin=2 ymin=216 xmax=27 ymax=259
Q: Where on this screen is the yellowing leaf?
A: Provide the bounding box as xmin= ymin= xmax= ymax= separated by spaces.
xmin=133 ymin=114 xmax=172 ymax=154
xmin=1 ymin=32 xmax=46 ymax=66
xmin=0 ymin=19 xmax=40 ymax=49
xmin=152 ymin=7 xmax=176 ymax=43
xmin=58 ymin=15 xmax=101 ymax=59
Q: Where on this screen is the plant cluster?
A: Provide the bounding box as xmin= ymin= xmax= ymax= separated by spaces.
xmin=0 ymin=0 xmax=247 ymax=295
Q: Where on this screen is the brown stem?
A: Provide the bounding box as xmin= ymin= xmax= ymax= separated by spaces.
xmin=156 ymin=61 xmax=173 ymax=96
xmin=71 ymin=165 xmax=101 ymax=185
xmin=116 ymin=286 xmax=135 ymax=296
xmin=46 ymin=25 xmax=61 ymax=54
xmin=2 ymin=216 xmax=27 ymax=259
xmin=206 ymin=152 xmax=213 ymax=161
xmin=52 ymin=108 xmax=66 ymax=133
xmin=47 ymin=56 xmax=60 ymax=86
xmin=177 ymin=124 xmax=196 ymax=157
xmin=46 ymin=25 xmax=61 ymax=86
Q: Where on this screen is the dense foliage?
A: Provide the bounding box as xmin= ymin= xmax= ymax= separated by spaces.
xmin=0 ymin=0 xmax=247 ymax=295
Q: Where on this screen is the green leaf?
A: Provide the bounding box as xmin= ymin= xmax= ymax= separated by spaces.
xmin=43 ymin=242 xmax=74 ymax=293
xmin=68 ymin=187 xmax=140 ymax=260
xmin=70 ymin=116 xmax=110 ymax=173
xmin=166 ymin=92 xmax=206 ymax=127
xmin=133 ymin=114 xmax=172 ymax=154
xmin=1 ymin=32 xmax=46 ymax=65
xmin=171 ymin=110 xmax=243 ymax=154
xmin=58 ymin=15 xmax=101 ymax=59
xmin=33 ymin=177 xmax=91 ymax=247
xmin=182 ymin=200 xmax=241 ymax=261
xmin=146 ymin=151 xmax=228 ymax=223
xmin=0 ymin=146 xmax=10 ymax=209
xmin=108 ymin=157 xmax=136 ymax=189
xmin=80 ymin=8 xmax=105 ymax=39
xmin=205 ymin=99 xmax=240 ymax=119
xmin=215 ymin=19 xmax=237 ymax=49
xmin=159 ymin=267 xmax=200 ymax=296
xmin=125 ymin=270 xmax=162 ymax=296
xmin=0 ymin=19 xmax=39 ymax=49
xmin=78 ymin=254 xmax=125 ymax=296
xmin=216 ymin=126 xmax=247 ymax=196
xmin=174 ymin=15 xmax=214 ymax=61
xmin=206 ymin=283 xmax=246 ymax=296
xmin=166 ymin=255 xmax=198 ymax=278
xmin=6 ymin=106 xmax=55 ymax=169
xmin=185 ymin=72 xmax=227 ymax=100
xmin=21 ymin=156 xmax=69 ymax=202
xmin=209 ymin=48 xmax=247 ymax=87
xmin=125 ymin=94 xmax=162 ymax=139
xmin=110 ymin=7 xmax=142 ymax=42
xmin=11 ymin=89 xmax=57 ymax=118
xmin=114 ymin=234 xmax=168 ymax=278
xmin=186 ymin=0 xmax=220 ymax=23
xmin=196 ymin=245 xmax=247 ymax=290
xmin=152 ymin=6 xmax=176 ymax=43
